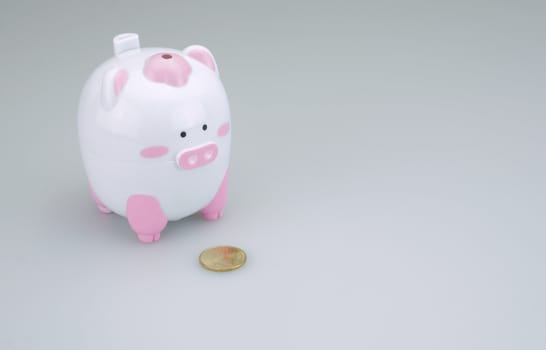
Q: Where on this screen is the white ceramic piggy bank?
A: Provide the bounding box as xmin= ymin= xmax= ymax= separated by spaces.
xmin=78 ymin=33 xmax=231 ymax=243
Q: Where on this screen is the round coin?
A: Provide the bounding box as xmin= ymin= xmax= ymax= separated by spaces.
xmin=199 ymin=246 xmax=247 ymax=272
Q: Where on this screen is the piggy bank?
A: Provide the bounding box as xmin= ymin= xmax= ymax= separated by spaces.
xmin=78 ymin=33 xmax=231 ymax=243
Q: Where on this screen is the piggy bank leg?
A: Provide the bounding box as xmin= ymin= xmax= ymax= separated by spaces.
xmin=201 ymin=170 xmax=229 ymax=220
xmin=90 ymin=187 xmax=111 ymax=214
xmin=126 ymin=195 xmax=168 ymax=243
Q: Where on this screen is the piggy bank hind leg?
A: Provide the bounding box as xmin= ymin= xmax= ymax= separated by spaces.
xmin=201 ymin=170 xmax=229 ymax=221
xmin=90 ymin=187 xmax=112 ymax=214
xmin=127 ymin=195 xmax=168 ymax=243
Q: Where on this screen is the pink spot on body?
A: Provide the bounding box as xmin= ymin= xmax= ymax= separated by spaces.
xmin=143 ymin=53 xmax=192 ymax=87
xmin=140 ymin=146 xmax=169 ymax=158
xmin=218 ymin=122 xmax=230 ymax=137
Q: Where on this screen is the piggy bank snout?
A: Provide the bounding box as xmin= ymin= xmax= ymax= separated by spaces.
xmin=177 ymin=143 xmax=218 ymax=170
xmin=143 ymin=52 xmax=192 ymax=87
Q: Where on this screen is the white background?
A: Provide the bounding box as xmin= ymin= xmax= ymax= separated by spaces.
xmin=1 ymin=0 xmax=545 ymax=349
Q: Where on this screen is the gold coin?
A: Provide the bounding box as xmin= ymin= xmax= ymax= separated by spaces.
xmin=199 ymin=246 xmax=247 ymax=272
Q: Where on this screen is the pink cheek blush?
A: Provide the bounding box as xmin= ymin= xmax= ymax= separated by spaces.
xmin=140 ymin=146 xmax=169 ymax=158
xmin=217 ymin=122 xmax=230 ymax=137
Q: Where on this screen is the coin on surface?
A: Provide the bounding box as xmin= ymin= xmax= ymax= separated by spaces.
xmin=199 ymin=246 xmax=247 ymax=272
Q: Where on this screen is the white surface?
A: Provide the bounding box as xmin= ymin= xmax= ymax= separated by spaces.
xmin=0 ymin=0 xmax=545 ymax=349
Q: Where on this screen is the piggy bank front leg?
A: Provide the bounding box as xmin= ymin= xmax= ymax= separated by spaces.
xmin=126 ymin=195 xmax=168 ymax=243
xmin=90 ymin=187 xmax=112 ymax=214
xmin=201 ymin=170 xmax=229 ymax=220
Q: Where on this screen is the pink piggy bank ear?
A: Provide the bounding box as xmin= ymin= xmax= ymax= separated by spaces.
xmin=101 ymin=68 xmax=128 ymax=110
xmin=183 ymin=45 xmax=219 ymax=75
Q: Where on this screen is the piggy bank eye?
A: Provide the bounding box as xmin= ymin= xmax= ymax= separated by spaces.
xmin=180 ymin=131 xmax=187 ymax=138
xmin=202 ymin=124 xmax=208 ymax=131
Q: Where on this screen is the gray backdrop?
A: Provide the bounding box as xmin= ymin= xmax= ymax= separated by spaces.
xmin=1 ymin=0 xmax=545 ymax=349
